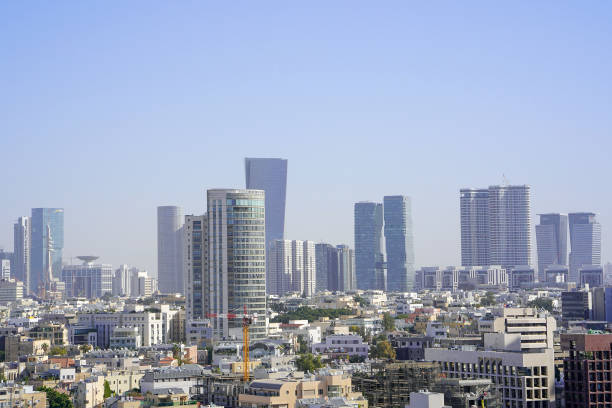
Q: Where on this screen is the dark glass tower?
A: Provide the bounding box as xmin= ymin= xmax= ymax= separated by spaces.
xmin=354 ymin=202 xmax=384 ymax=290
xmin=30 ymin=208 xmax=64 ymax=295
xmin=536 ymin=213 xmax=568 ymax=282
xmin=384 ymin=196 xmax=415 ymax=291
xmin=568 ymin=212 xmax=601 ymax=283
xmin=245 ymin=158 xmax=288 ymax=248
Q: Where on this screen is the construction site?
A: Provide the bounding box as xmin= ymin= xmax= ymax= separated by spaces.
xmin=352 ymin=361 xmax=501 ymax=408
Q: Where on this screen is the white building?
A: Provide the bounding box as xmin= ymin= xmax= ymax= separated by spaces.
xmin=13 ymin=216 xmax=30 ymax=294
xmin=109 ymin=326 xmax=141 ymax=349
xmin=312 ymin=334 xmax=369 ymax=357
xmin=140 ymin=364 xmax=205 ymax=396
xmin=0 ymin=279 xmax=24 ymax=303
xmin=269 ymin=240 xmax=316 ymax=297
xmin=112 ymin=264 xmax=131 ymax=297
xmin=61 ymin=256 xmax=113 ymax=299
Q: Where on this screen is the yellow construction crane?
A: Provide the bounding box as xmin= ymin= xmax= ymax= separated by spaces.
xmin=207 ymin=305 xmax=255 ymax=382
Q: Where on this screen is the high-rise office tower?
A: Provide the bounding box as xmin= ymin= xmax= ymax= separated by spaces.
xmin=184 ymin=214 xmax=207 ymax=321
xmin=536 ymin=213 xmax=568 ymax=282
xmin=460 ymin=189 xmax=490 ymax=267
xmin=244 ymin=157 xmax=288 ymax=247
xmin=460 ymin=185 xmax=531 ymax=269
xmin=61 ymin=256 xmax=113 ymax=298
xmin=157 ymin=206 xmax=184 ymax=294
xmin=315 ymin=243 xmax=335 ymax=292
xmin=568 ymin=212 xmax=601 ymax=283
xmin=488 ymin=185 xmax=531 ymax=268
xmin=384 ymin=196 xmax=415 ymax=291
xmin=354 ymin=202 xmax=385 ymax=290
xmin=13 ymin=217 xmax=30 ymax=293
xmin=30 ymin=208 xmax=64 ymax=295
xmin=336 ymin=244 xmax=355 ymax=292
xmin=207 ymin=189 xmax=266 ymax=340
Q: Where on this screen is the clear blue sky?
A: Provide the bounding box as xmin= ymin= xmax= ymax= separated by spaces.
xmin=2 ymin=1 xmax=611 ymax=276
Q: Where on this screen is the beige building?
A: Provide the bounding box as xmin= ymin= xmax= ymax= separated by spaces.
xmin=104 ymin=370 xmax=144 ymax=395
xmin=27 ymin=323 xmax=69 ymax=346
xmin=478 ymin=308 xmax=556 ymax=351
xmin=0 ymin=384 xmax=46 ymax=408
xmin=239 ymin=372 xmax=367 ymax=408
xmin=5 ymin=336 xmax=50 ymax=362
xmin=75 ymin=375 xmax=105 ymax=408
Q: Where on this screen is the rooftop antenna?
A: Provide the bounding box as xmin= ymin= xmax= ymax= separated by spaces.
xmin=502 ymin=174 xmax=510 ymax=186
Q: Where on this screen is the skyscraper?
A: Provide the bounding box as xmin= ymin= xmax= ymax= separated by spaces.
xmin=460 ymin=185 xmax=531 ymax=270
xmin=315 ymin=243 xmax=335 ymax=292
xmin=536 ymin=213 xmax=568 ymax=282
xmin=460 ymin=189 xmax=490 ymax=267
xmin=13 ymin=217 xmax=30 ymax=293
xmin=244 ymin=157 xmax=288 ymax=248
xmin=61 ymin=256 xmax=113 ymax=298
xmin=568 ymin=212 xmax=601 ymax=283
xmin=184 ymin=214 xmax=207 ymax=321
xmin=30 ymin=208 xmax=64 ymax=296
xmin=207 ymin=189 xmax=267 ymax=339
xmin=354 ymin=202 xmax=385 ymax=290
xmin=488 ymin=185 xmax=531 ymax=268
xmin=157 ymin=206 xmax=184 ymax=294
xmin=112 ymin=264 xmax=132 ymax=297
xmin=384 ymin=196 xmax=415 ymax=291
xmin=336 ymin=244 xmax=355 ymax=292
xmin=268 ymin=240 xmax=316 ymax=297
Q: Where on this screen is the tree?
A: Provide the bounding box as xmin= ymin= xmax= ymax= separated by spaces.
xmin=382 ymin=313 xmax=395 ymax=332
xmin=297 ymin=335 xmax=309 ymax=354
xmin=79 ymin=344 xmax=92 ymax=354
xmin=41 ymin=343 xmax=49 ymax=353
xmin=480 ymin=292 xmax=496 ymax=307
xmin=296 ymin=353 xmax=323 ymax=373
xmin=103 ymin=380 xmax=113 ymax=399
xmin=371 ymin=340 xmax=396 ymax=360
xmin=349 ymin=325 xmax=365 ymax=338
xmin=528 ymin=297 xmax=554 ymax=313
xmin=353 ymin=296 xmax=368 ymax=308
xmin=349 ymin=355 xmax=365 ymax=363
xmin=271 ymin=307 xmax=354 ymax=323
xmin=37 ymin=387 xmax=73 ymax=408
xmin=49 ymin=346 xmax=66 ymax=356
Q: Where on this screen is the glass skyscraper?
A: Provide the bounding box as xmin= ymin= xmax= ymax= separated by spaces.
xmin=384 ymin=196 xmax=415 ymax=291
xmin=157 ymin=206 xmax=184 ymax=294
xmin=536 ymin=213 xmax=568 ymax=282
xmin=354 ymin=202 xmax=384 ymax=290
xmin=568 ymin=212 xmax=601 ymax=283
xmin=244 ymin=158 xmax=288 ymax=248
xmin=207 ymin=189 xmax=267 ymax=339
xmin=30 ymin=208 xmax=64 ymax=295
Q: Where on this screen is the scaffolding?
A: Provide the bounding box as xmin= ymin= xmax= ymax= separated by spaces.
xmin=352 ymin=361 xmax=442 ymax=408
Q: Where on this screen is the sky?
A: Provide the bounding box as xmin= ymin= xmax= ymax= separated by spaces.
xmin=1 ymin=2 xmax=612 ymax=277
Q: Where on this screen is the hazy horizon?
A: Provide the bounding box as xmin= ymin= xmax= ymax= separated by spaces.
xmin=2 ymin=2 xmax=611 ymax=277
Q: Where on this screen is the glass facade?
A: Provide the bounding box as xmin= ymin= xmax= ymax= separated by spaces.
xmin=384 ymin=196 xmax=415 ymax=291
xmin=208 ymin=189 xmax=267 ymax=339
xmin=30 ymin=208 xmax=64 ymax=295
xmin=354 ymin=202 xmax=384 ymax=290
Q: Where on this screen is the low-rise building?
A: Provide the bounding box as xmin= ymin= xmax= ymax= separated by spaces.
xmin=0 ymin=384 xmax=46 ymax=408
xmin=312 ymin=334 xmax=369 ymax=358
xmin=140 ymin=364 xmax=205 ymax=396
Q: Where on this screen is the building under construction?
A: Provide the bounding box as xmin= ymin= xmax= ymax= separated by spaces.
xmin=433 ymin=378 xmax=501 ymax=408
xmin=352 ymin=361 xmax=442 ymax=408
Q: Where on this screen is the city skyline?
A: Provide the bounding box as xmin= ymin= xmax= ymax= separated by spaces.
xmin=2 ymin=2 xmax=612 ymax=275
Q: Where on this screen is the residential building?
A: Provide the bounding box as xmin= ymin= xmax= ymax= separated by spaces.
xmin=354 ymin=202 xmax=385 ymax=290
xmin=562 ymin=333 xmax=612 ymax=408
xmin=27 ymin=322 xmax=68 ymax=345
xmin=130 ymin=269 xmax=155 ymax=297
xmin=75 ymin=375 xmax=105 ymax=408
xmin=13 ymin=216 xmax=30 ymax=293
xmin=4 ymin=336 xmax=50 ymax=362
xmin=30 ymin=208 xmax=64 ymax=295
xmin=536 ymin=213 xmax=568 ymax=282
xmin=157 ymin=206 xmax=184 ymax=294
xmin=460 ymin=188 xmax=490 ymax=267
xmin=110 ymin=327 xmax=142 ymax=349
xmin=580 ymin=265 xmax=603 ymax=288
xmin=112 ymin=264 xmax=131 ymax=297
xmin=384 ymin=195 xmax=415 ymax=292
xmin=184 ymin=214 xmax=207 ymax=322
xmin=311 ymin=334 xmax=369 ymax=357
xmin=315 ymin=244 xmax=355 ymax=293
xmin=244 ymin=157 xmax=288 ymax=248
xmin=460 ymin=185 xmax=531 ymax=270
xmin=61 ymin=256 xmax=113 ymax=298
xmin=569 ymin=212 xmax=601 ymax=283
xmin=269 ymin=240 xmax=316 ymax=297
xmin=207 ymin=189 xmax=267 ymax=340
xmin=0 ymin=259 xmax=10 ymax=280
xmin=0 ymin=385 xmax=46 ymax=408
xmin=336 ymin=244 xmax=355 ymax=292
xmin=239 ymin=372 xmax=365 ymax=408
xmin=477 ymin=308 xmax=556 ymax=351
xmin=140 ymin=364 xmax=205 ymax=395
